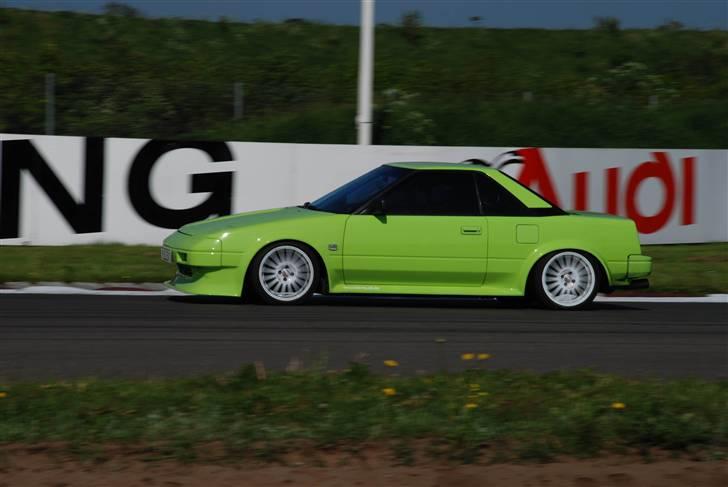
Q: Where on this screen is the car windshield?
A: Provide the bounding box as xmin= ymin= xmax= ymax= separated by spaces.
xmin=309 ymin=165 xmax=410 ymax=214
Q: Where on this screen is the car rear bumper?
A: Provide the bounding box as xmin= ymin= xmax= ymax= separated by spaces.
xmin=627 ymin=254 xmax=652 ymax=279
xmin=610 ymin=278 xmax=650 ymax=291
xmin=604 ymin=254 xmax=651 ymax=292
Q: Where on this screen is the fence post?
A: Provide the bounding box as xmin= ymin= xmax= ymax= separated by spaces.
xmin=45 ymin=73 xmax=55 ymax=135
xmin=233 ymin=82 xmax=244 ymax=120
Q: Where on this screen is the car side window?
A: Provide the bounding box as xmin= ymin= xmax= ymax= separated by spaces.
xmin=476 ymin=173 xmax=529 ymax=215
xmin=381 ymin=171 xmax=481 ymax=216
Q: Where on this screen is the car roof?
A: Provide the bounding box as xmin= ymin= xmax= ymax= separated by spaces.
xmin=385 ymin=162 xmax=497 ymax=173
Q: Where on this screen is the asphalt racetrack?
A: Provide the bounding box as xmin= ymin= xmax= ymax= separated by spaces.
xmin=0 ymin=294 xmax=725 ymax=379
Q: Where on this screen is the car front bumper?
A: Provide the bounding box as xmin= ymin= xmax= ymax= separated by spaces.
xmin=162 ymin=231 xmax=246 ymax=297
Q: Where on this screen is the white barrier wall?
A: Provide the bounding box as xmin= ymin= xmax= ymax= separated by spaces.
xmin=1 ymin=133 xmax=726 ymax=245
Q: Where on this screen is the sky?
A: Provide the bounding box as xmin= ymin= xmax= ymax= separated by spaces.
xmin=2 ymin=0 xmax=726 ymax=29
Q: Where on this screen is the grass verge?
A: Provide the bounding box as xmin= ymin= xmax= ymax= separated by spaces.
xmin=0 ymin=244 xmax=170 ymax=283
xmin=640 ymin=243 xmax=727 ymax=295
xmin=0 ymin=366 xmax=726 ymax=463
xmin=0 ymin=243 xmax=725 ymax=294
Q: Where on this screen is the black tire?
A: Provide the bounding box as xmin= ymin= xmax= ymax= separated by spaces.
xmin=529 ymin=250 xmax=600 ymax=310
xmin=248 ymin=241 xmax=319 ymax=305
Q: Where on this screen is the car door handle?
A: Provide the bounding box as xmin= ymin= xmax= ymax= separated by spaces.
xmin=460 ymin=226 xmax=482 ymax=235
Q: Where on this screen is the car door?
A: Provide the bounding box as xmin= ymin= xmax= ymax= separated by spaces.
xmin=343 ymin=170 xmax=487 ymax=287
xmin=475 ymin=172 xmax=559 ymax=292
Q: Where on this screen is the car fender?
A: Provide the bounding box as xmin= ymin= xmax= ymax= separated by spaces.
xmin=517 ymin=242 xmax=612 ymax=293
xmin=222 ymin=217 xmax=347 ymax=294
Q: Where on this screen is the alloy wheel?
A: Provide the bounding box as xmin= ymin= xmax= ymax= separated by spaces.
xmin=540 ymin=251 xmax=596 ymax=308
xmin=258 ymin=245 xmax=315 ymax=302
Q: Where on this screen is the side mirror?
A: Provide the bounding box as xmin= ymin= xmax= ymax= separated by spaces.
xmin=369 ymin=199 xmax=387 ymax=215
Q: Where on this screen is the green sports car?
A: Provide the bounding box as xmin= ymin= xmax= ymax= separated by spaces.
xmin=161 ymin=162 xmax=651 ymax=310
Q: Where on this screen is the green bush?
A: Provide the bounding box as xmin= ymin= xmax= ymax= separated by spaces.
xmin=0 ymin=8 xmax=726 ymax=147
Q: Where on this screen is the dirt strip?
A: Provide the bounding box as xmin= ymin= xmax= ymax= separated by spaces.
xmin=1 ymin=447 xmax=725 ymax=487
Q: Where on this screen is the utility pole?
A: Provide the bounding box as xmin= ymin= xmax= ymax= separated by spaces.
xmin=45 ymin=73 xmax=55 ymax=135
xmin=356 ymin=0 xmax=375 ymax=145
xmin=233 ymin=82 xmax=244 ymax=120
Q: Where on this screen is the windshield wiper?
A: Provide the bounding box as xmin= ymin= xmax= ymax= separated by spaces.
xmin=298 ymin=201 xmax=320 ymax=211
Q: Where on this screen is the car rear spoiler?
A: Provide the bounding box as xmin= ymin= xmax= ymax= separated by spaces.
xmin=462 ymin=150 xmax=524 ymax=170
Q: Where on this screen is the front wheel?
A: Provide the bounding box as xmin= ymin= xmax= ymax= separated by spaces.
xmin=251 ymin=242 xmax=318 ymax=305
xmin=531 ymin=251 xmax=599 ymax=310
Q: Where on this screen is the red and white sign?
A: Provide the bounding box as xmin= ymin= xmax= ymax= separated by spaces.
xmin=1 ymin=133 xmax=725 ymax=245
xmin=507 ymin=148 xmax=711 ymax=240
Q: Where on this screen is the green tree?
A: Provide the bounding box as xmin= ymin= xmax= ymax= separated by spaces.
xmin=594 ymin=16 xmax=620 ymax=34
xmin=401 ymin=10 xmax=423 ymax=44
xmin=103 ymin=2 xmax=142 ymax=17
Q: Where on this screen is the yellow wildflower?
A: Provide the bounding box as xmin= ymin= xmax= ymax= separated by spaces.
xmin=477 ymin=353 xmax=491 ymax=360
xmin=468 ymin=383 xmax=480 ymax=391
xmin=461 ymin=353 xmax=475 ymax=361
xmin=0 ymin=392 xmax=7 ymax=399
xmin=382 ymin=387 xmax=396 ymax=396
xmin=478 ymin=391 xmax=489 ymax=397
xmin=464 ymin=403 xmax=478 ymax=409
xmin=383 ymin=360 xmax=399 ymax=367
xmin=611 ymin=402 xmax=626 ymax=410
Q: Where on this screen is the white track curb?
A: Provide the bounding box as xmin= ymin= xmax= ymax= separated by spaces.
xmin=596 ymin=294 xmax=728 ymax=303
xmin=0 ymin=283 xmax=726 ymax=303
xmin=0 ymin=282 xmax=181 ymax=296
xmin=0 ymin=286 xmax=182 ymax=296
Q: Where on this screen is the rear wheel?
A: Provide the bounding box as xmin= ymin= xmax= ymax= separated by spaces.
xmin=251 ymin=242 xmax=318 ymax=305
xmin=532 ymin=251 xmax=599 ymax=310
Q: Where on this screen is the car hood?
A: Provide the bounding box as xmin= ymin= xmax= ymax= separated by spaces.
xmin=179 ymin=207 xmax=317 ymax=236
